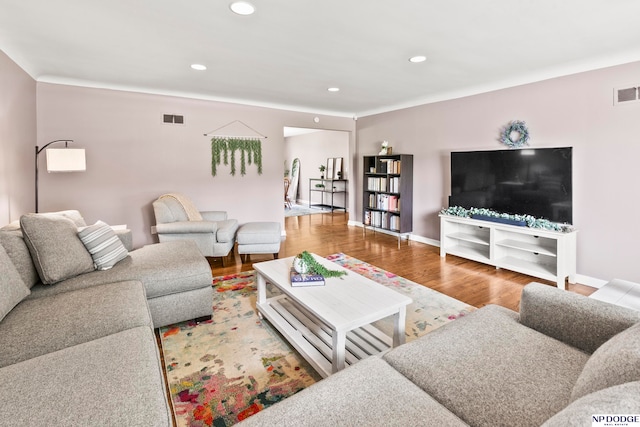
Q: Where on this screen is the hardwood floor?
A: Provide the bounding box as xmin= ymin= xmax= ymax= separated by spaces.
xmin=209 ymin=212 xmax=594 ymax=312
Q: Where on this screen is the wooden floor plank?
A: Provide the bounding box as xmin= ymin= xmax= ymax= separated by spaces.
xmin=210 ymin=212 xmax=594 ymax=312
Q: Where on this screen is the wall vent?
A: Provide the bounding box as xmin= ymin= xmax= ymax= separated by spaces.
xmin=163 ymin=114 xmax=185 ymax=124
xmin=613 ymin=85 xmax=639 ymax=106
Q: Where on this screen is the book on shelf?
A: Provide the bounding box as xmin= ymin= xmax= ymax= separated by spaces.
xmin=367 ymin=193 xmax=400 ymax=211
xmin=367 ymin=176 xmax=401 ymax=193
xmin=364 ymin=210 xmax=400 ymax=230
xmin=378 ymin=159 xmax=402 ymax=174
xmin=290 ymin=268 xmax=325 ymax=287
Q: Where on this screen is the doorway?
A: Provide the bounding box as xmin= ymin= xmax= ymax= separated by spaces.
xmin=283 ymin=127 xmax=350 ymax=216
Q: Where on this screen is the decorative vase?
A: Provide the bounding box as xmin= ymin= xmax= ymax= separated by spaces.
xmin=293 ymin=257 xmax=309 ymax=274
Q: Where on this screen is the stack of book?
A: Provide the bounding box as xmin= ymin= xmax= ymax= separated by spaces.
xmin=378 ymin=159 xmax=402 ymax=174
xmin=363 ymin=211 xmax=401 ymax=230
xmin=367 ymin=194 xmax=400 ymax=212
xmin=290 ymin=268 xmax=325 ymax=287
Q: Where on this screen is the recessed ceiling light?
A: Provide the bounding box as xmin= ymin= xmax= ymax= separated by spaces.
xmin=230 ymin=1 xmax=255 ymax=15
xmin=191 ymin=64 xmax=207 ymax=71
xmin=409 ymin=55 xmax=427 ymax=63
xmin=328 ymin=87 xmax=340 ymax=92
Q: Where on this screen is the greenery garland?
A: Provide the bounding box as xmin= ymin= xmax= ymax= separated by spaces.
xmin=296 ymin=251 xmax=348 ymax=278
xmin=211 ymin=137 xmax=263 ymax=177
xmin=500 ymin=120 xmax=530 ymax=148
xmin=440 ymin=206 xmax=573 ymax=232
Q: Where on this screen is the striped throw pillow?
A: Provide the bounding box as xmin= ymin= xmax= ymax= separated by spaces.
xmin=78 ymin=221 xmax=129 ymax=270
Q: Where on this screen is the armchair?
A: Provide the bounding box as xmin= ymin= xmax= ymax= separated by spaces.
xmin=152 ymin=194 xmax=239 ymax=264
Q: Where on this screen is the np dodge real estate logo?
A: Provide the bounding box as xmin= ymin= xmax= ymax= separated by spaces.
xmin=593 ymin=415 xmax=640 ymax=427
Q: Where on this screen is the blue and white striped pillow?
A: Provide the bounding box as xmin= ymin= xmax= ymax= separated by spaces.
xmin=78 ymin=221 xmax=129 ymax=270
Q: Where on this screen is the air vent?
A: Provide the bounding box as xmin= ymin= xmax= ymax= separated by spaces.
xmin=613 ymin=86 xmax=639 ymax=106
xmin=162 ymin=114 xmax=185 ymax=124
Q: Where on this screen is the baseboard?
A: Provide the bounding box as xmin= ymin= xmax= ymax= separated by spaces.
xmin=409 ymin=234 xmax=440 ymax=247
xmin=349 ymin=220 xmax=601 ymax=289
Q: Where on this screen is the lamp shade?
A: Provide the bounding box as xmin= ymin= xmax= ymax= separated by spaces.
xmin=45 ymin=148 xmax=86 ymax=172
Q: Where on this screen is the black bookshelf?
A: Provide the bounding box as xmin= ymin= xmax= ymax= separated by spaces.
xmin=362 ymin=154 xmax=413 ymax=247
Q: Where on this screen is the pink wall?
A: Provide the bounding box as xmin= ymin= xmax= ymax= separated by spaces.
xmin=285 ymin=130 xmax=350 ymax=206
xmin=0 ymin=51 xmax=36 ymax=224
xmin=357 ymin=61 xmax=640 ymax=284
xmin=35 ymin=83 xmax=355 ymax=247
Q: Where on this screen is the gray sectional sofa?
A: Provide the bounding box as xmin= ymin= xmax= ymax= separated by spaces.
xmin=0 ymin=210 xmax=215 ymax=426
xmin=240 ymin=283 xmax=640 ymax=427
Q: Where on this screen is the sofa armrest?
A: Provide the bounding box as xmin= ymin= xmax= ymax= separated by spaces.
xmin=519 ymin=282 xmax=640 ymax=354
xmin=155 ymin=221 xmax=217 ymax=234
xmin=113 ymin=228 xmax=133 ymax=251
xmin=200 ymin=211 xmax=227 ymax=221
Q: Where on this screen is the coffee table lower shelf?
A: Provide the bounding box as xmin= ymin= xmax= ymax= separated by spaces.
xmin=257 ymin=294 xmax=393 ymax=378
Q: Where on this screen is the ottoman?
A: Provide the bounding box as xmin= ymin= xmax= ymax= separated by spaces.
xmin=237 ymin=222 xmax=282 ymax=263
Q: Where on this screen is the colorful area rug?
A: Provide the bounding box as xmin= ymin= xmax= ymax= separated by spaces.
xmin=159 ymin=253 xmax=475 ymax=427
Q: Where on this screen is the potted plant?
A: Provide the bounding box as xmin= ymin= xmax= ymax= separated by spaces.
xmin=319 ymin=165 xmax=326 ymax=179
xmin=293 ymin=251 xmax=348 ymax=278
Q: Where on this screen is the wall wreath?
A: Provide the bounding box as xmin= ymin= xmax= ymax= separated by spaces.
xmin=500 ymin=120 xmax=530 ymax=148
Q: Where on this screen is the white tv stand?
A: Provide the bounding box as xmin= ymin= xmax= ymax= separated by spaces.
xmin=439 ymin=215 xmax=577 ymax=289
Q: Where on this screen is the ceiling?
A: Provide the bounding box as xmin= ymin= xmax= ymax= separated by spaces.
xmin=2 ymin=1 xmax=640 ymax=117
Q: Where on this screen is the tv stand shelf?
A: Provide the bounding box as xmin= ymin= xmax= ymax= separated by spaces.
xmin=440 ymin=215 xmax=577 ymax=289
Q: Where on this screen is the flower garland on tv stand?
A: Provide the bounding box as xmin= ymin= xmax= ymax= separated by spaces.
xmin=441 ymin=206 xmax=573 ymax=232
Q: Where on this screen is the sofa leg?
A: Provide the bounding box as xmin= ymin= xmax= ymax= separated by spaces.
xmin=193 ymin=315 xmax=212 ymax=324
xmin=274 ymin=253 xmax=279 ymax=259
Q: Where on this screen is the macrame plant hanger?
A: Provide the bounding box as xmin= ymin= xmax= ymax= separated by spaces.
xmin=204 ymin=120 xmax=267 ymax=177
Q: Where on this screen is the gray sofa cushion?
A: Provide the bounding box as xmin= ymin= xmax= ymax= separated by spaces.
xmin=39 ymin=209 xmax=88 ymax=227
xmin=383 ymin=304 xmax=589 ymax=427
xmin=78 ymin=221 xmax=129 ymax=270
xmin=147 ymin=284 xmax=213 ymax=328
xmin=0 ymin=280 xmax=151 ymax=368
xmin=543 ymin=381 xmax=640 ymax=426
xmin=20 ymin=213 xmax=94 ymax=284
xmin=236 ymin=221 xmax=281 ymax=244
xmin=0 ymin=230 xmax=40 ymax=288
xmin=0 ymin=326 xmax=172 ymax=427
xmin=155 ymin=220 xmax=217 ymax=234
xmin=238 ymin=356 xmax=469 ymax=427
xmin=520 ymin=282 xmax=640 ymax=354
xmin=27 ymin=240 xmax=212 ymax=300
xmin=216 ymin=219 xmax=239 ymax=243
xmin=0 ymin=245 xmax=30 ymax=321
xmin=571 ymin=322 xmax=640 ymax=401
xmin=153 ymin=195 xmax=190 ymax=222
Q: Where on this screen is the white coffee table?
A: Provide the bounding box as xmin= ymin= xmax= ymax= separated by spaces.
xmin=253 ymin=253 xmax=412 ymax=378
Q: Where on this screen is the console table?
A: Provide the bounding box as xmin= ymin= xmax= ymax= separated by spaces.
xmin=309 ymin=178 xmax=347 ymax=212
xmin=440 ymin=214 xmax=577 ymax=289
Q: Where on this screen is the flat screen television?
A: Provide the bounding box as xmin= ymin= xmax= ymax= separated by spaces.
xmin=449 ymin=147 xmax=572 ymax=224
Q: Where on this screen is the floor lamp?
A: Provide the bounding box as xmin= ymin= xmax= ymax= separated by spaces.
xmin=35 ymin=140 xmax=86 ymax=213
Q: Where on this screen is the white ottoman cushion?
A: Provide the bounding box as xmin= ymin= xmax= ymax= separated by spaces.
xmin=237 ymin=222 xmax=281 ymax=255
